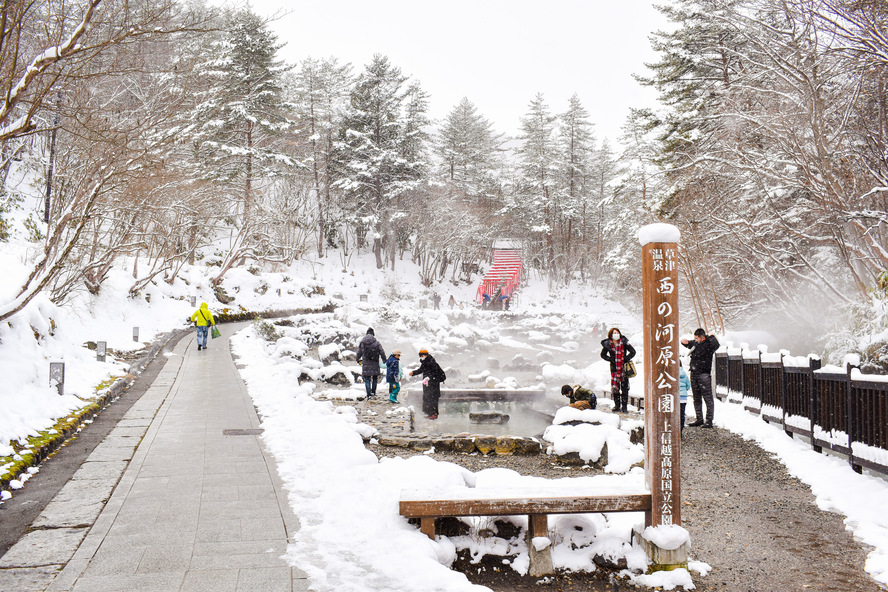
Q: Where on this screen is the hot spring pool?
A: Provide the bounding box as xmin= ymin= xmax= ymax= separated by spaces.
xmin=403 ymin=392 xmax=555 ymax=438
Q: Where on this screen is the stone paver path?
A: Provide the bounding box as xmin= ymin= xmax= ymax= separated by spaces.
xmin=0 ymin=324 xmax=307 ymax=592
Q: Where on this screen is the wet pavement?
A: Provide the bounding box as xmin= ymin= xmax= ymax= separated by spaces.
xmin=0 ymin=324 xmax=307 ymax=592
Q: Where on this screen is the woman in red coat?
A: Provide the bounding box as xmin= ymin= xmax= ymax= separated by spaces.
xmin=600 ymin=328 xmax=636 ymax=412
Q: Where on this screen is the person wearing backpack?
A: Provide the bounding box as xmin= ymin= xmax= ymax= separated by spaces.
xmin=356 ymin=328 xmax=386 ymax=399
xmin=410 ymin=349 xmax=446 ymax=419
xmin=190 ymin=302 xmax=216 ymax=351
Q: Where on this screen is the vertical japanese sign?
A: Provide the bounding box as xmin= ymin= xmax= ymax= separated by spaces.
xmin=49 ymin=362 xmax=65 ymax=397
xmin=641 ymin=226 xmax=681 ymax=527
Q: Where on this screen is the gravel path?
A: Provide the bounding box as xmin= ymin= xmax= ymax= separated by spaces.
xmin=681 ymin=424 xmax=881 ymax=592
xmin=369 ymin=422 xmax=884 ymax=591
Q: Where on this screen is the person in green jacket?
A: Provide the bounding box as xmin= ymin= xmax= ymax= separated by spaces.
xmin=190 ymin=302 xmax=216 ymax=351
xmin=561 ymin=384 xmax=597 ymax=410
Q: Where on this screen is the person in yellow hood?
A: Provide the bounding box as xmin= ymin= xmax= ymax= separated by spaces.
xmin=190 ymin=302 xmax=216 ymax=351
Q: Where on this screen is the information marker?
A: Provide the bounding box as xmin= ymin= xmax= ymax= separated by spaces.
xmin=97 ymin=341 xmax=107 ymax=362
xmin=49 ymin=362 xmax=65 ymax=396
xmin=190 ymin=296 xmax=196 ymax=307
xmin=133 ymin=327 xmax=139 ymax=342
xmin=640 ymin=224 xmax=682 ymax=527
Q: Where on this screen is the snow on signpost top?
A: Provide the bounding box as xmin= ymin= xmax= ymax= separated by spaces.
xmin=637 ymin=223 xmax=681 ymax=246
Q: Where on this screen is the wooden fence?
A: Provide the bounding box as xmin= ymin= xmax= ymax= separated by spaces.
xmin=714 ymin=351 xmax=888 ymax=476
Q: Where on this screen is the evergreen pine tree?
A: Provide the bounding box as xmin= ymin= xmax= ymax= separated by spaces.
xmin=555 ymin=94 xmax=596 ymax=282
xmin=190 ymin=9 xmax=294 ymax=282
xmin=514 ymin=93 xmax=558 ymax=278
xmin=436 ymin=97 xmax=505 ymax=200
xmin=334 ymin=54 xmax=426 ymax=268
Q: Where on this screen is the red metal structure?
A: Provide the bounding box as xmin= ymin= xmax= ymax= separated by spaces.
xmin=477 ymin=243 xmax=523 ymax=308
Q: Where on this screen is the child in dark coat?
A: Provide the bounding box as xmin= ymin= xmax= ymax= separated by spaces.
xmin=385 ymin=350 xmax=403 ymax=403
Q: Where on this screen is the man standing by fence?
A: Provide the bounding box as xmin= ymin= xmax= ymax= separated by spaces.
xmin=682 ymin=328 xmax=720 ymax=428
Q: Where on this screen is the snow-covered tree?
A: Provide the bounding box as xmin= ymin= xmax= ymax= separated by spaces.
xmin=435 ymin=97 xmax=505 ymax=200
xmin=638 ymin=0 xmax=888 ymax=335
xmin=287 ymin=57 xmax=354 ymax=257
xmin=190 ymin=9 xmax=296 ymax=284
xmin=512 ymin=93 xmax=559 ymax=279
xmin=334 ymin=54 xmax=430 ymax=269
xmin=0 ymin=0 xmax=211 ymax=321
xmin=552 ymin=94 xmax=597 ymax=283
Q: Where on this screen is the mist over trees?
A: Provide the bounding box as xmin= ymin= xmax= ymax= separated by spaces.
xmin=638 ymin=0 xmax=888 ymax=350
xmin=1 ymin=0 xmax=887 ymax=359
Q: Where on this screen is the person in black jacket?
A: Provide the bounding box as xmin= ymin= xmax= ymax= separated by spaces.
xmin=600 ymin=328 xmax=636 ymax=412
xmin=356 ymin=328 xmax=386 ymax=399
xmin=681 ymin=328 xmax=720 ymax=427
xmin=410 ymin=349 xmax=445 ymax=419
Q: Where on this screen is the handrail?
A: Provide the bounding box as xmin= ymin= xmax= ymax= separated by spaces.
xmin=714 ymin=349 xmax=886 ymax=475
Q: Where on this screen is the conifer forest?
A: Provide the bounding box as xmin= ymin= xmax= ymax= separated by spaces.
xmin=1 ymin=0 xmax=888 ymax=360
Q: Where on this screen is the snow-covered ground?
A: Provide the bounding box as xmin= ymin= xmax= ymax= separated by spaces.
xmin=1 ymin=249 xmax=888 ymax=590
xmin=231 ymin=316 xmax=703 ymax=591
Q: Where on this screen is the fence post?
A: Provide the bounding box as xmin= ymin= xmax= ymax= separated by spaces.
xmin=133 ymin=327 xmax=139 ymax=342
xmin=744 ymin=350 xmax=762 ymax=414
xmin=97 ymin=341 xmax=106 ymax=362
xmin=780 ymin=352 xmax=790 ymax=436
xmin=190 ymin=296 xmax=196 ymax=307
xmin=847 ymin=364 xmax=862 ymax=474
xmin=809 ymin=357 xmax=821 ymax=452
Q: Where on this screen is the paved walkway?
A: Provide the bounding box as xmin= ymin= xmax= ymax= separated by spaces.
xmin=0 ymin=324 xmax=308 ymax=592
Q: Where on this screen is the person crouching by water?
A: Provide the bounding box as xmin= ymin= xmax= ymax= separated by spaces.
xmin=561 ymin=384 xmax=597 ymax=410
xmin=386 ymin=350 xmax=403 ymax=404
xmin=190 ymin=302 xmax=216 ymax=351
xmin=356 ymin=328 xmax=386 ymax=399
xmin=410 ymin=349 xmax=446 ymax=419
xmin=600 ymin=328 xmax=636 ymax=413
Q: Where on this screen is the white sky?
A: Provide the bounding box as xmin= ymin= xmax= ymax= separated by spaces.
xmin=249 ymin=0 xmax=670 ymax=145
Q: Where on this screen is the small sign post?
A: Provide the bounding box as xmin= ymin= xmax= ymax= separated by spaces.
xmin=49 ymin=362 xmax=65 ymax=396
xmin=640 ymin=224 xmax=682 ymax=527
xmin=97 ymin=341 xmax=107 ymax=362
xmin=190 ymin=296 xmax=196 ymax=307
xmin=133 ymin=327 xmax=139 ymax=342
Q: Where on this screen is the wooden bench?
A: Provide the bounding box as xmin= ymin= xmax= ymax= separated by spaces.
xmin=400 ymin=487 xmax=652 ymax=575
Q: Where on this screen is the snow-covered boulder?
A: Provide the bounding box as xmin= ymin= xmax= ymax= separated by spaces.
xmin=543 ymin=410 xmax=643 ymax=473
xmin=318 ymin=342 xmax=342 ymax=363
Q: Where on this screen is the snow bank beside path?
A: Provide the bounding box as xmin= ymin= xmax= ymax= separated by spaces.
xmin=233 ymin=327 xmax=490 ymax=592
xmin=232 ymin=323 xmax=676 ymax=591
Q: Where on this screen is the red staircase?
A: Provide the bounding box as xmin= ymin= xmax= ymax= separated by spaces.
xmin=477 ymin=246 xmax=523 ymax=307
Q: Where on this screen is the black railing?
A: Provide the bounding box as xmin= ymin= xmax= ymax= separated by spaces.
xmin=715 ymin=351 xmax=888 ymax=476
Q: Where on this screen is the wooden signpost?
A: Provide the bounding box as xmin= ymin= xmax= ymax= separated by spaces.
xmin=640 ymin=225 xmax=682 ymax=527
